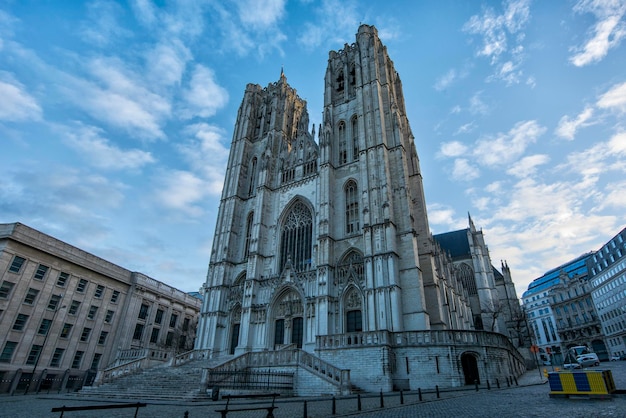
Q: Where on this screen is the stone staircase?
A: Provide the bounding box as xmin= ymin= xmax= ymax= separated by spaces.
xmin=77 ymin=358 xmax=216 ymax=401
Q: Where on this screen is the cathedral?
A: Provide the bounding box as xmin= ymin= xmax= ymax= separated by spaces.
xmin=195 ymin=25 xmax=525 ymax=395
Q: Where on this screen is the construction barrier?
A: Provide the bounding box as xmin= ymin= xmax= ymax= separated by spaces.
xmin=548 ymin=370 xmax=616 ymax=398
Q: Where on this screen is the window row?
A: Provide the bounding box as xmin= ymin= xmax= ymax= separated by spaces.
xmin=0 ymin=341 xmax=102 ymax=370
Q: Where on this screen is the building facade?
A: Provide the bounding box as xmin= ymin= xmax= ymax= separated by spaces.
xmin=588 ymin=227 xmax=626 ymax=359
xmin=196 ymin=25 xmax=525 ymax=394
xmin=0 ymin=222 xmax=201 ymax=394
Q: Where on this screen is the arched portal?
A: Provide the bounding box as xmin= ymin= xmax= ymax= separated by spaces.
xmin=272 ymin=288 xmax=304 ymax=349
xmin=461 ymin=352 xmax=480 ymax=385
xmin=229 ymin=305 xmax=242 ymax=355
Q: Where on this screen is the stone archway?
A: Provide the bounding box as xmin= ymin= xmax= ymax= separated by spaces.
xmin=461 ymin=352 xmax=480 ymax=385
xmin=272 ymin=288 xmax=304 ymax=349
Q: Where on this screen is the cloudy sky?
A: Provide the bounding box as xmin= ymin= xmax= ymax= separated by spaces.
xmin=1 ymin=0 xmax=625 ymax=296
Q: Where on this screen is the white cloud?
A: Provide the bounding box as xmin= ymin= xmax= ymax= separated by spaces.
xmin=469 ymin=92 xmax=489 ymax=115
xmin=427 ymin=203 xmax=458 ymax=226
xmin=180 ymin=65 xmax=229 ymax=119
xmin=0 ymin=76 xmax=42 ymax=122
xmin=506 ymin=154 xmax=550 ymax=178
xmin=297 ymin=0 xmax=359 ymax=51
xmin=434 ymin=69 xmax=457 ymax=91
xmin=597 ymin=80 xmax=626 ymax=112
xmin=452 ymin=158 xmax=480 ymax=181
xmin=131 ymin=0 xmax=157 ymax=27
xmin=555 ymin=106 xmax=595 ymax=140
xmin=62 ymin=124 xmax=156 ymax=170
xmin=439 ymin=141 xmax=468 ymax=157
xmin=474 ymin=120 xmax=546 ymax=167
xmin=155 ymin=170 xmax=206 ymax=217
xmin=80 ymin=1 xmax=132 ymax=47
xmin=237 ymin=0 xmax=286 ymax=29
xmin=454 ymin=122 xmax=476 ymax=135
xmin=146 ymin=41 xmax=191 ymax=88
xmin=569 ymin=0 xmax=626 ymax=67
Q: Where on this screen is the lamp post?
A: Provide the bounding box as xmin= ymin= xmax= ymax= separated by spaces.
xmin=24 ymin=298 xmax=66 ymax=395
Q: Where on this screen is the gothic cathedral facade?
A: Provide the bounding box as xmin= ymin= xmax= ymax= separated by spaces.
xmin=196 ymin=25 xmax=525 ymax=393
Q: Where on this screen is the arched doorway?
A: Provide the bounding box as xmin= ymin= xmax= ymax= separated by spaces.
xmin=461 ymin=352 xmax=480 ymax=385
xmin=272 ymin=289 xmax=304 ymax=349
xmin=229 ymin=306 xmax=241 ymax=355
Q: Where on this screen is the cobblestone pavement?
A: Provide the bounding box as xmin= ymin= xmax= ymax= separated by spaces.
xmin=2 ymin=362 xmax=625 ymax=418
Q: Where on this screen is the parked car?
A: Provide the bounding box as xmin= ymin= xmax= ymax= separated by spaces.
xmin=563 ymin=361 xmax=582 ymax=370
xmin=576 ymin=353 xmax=600 ymax=367
xmin=610 ymin=354 xmax=620 ymax=361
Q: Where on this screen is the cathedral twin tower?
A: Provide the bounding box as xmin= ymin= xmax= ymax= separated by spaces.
xmin=195 ymin=25 xmax=524 ymax=393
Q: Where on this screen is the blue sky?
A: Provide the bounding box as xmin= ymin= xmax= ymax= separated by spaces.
xmin=1 ymin=0 xmax=625 ymax=297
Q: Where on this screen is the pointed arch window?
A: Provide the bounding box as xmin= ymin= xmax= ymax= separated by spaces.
xmin=280 ymin=201 xmax=313 ymax=272
xmin=351 ymin=116 xmax=359 ymax=161
xmin=248 ymin=158 xmax=257 ymax=196
xmin=458 ymin=263 xmax=476 ymax=295
xmin=338 ymin=121 xmax=347 ymax=164
xmin=244 ymin=212 xmax=254 ymax=260
xmin=345 ymin=180 xmax=359 ymax=234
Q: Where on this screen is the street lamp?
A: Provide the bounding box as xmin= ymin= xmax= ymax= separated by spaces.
xmin=24 ymin=298 xmax=66 ymax=395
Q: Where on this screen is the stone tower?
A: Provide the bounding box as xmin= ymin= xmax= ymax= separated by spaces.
xmin=195 ymin=25 xmax=524 ymax=393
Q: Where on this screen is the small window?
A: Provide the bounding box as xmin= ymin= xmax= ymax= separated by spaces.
xmin=71 ymin=351 xmax=84 ymax=369
xmin=169 ymin=313 xmax=178 ymax=328
xmin=87 ymin=305 xmax=98 ymax=320
xmin=104 ymin=310 xmax=114 ymax=324
xmin=50 ymin=348 xmax=65 ymax=368
xmin=133 ymin=323 xmax=144 ymax=340
xmin=97 ymin=331 xmax=108 ymax=345
xmin=47 ymin=294 xmax=62 ymax=310
xmin=0 ymin=281 xmax=15 ymax=299
xmin=80 ymin=327 xmax=92 ymax=342
xmin=150 ymin=327 xmax=160 ymax=344
xmin=0 ymin=341 xmax=18 ymax=363
xmin=94 ymin=285 xmax=105 ymax=299
xmin=23 ymin=288 xmax=40 ymax=305
xmin=138 ymin=303 xmax=149 ymax=320
xmin=154 ymin=309 xmax=164 ymax=325
xmin=60 ymin=323 xmax=73 ymax=338
xmin=8 ymin=256 xmax=26 ymax=273
xmin=56 ymin=272 xmax=69 ymax=287
xmin=165 ymin=331 xmax=174 ymax=346
xmin=25 ymin=344 xmax=43 ymax=365
xmin=38 ymin=318 xmax=52 ymax=335
xmin=68 ymin=300 xmax=81 ymax=315
xmin=183 ymin=317 xmax=190 ymax=331
xmin=33 ymin=264 xmax=49 ymax=281
xmin=12 ymin=313 xmax=29 ymax=331
xmin=110 ymin=290 xmax=120 ymax=303
xmin=76 ymin=279 xmax=88 ymax=293
xmin=90 ymin=353 xmax=102 ymax=370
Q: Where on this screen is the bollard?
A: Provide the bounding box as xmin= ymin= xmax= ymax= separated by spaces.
xmin=380 ymin=390 xmax=384 ymax=408
xmin=475 ymin=379 xmax=479 ymax=391
xmin=436 ymin=385 xmax=440 ymax=399
xmin=400 ymin=389 xmax=404 ymax=404
xmin=357 ymin=393 xmax=362 ymax=411
xmin=487 ymin=380 xmax=491 ymax=390
xmin=303 ymin=400 xmax=307 ymax=418
xmin=507 ymin=377 xmax=510 ymax=387
xmin=332 ymin=396 xmax=336 ymax=415
xmin=514 ymin=376 xmax=518 ymax=386
xmin=184 ymin=412 xmax=189 ymax=418
xmin=418 ymin=387 xmax=422 ymax=401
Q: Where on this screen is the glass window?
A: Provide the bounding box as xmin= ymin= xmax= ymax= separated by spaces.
xmin=150 ymin=328 xmax=159 ymax=344
xmin=279 ymin=201 xmax=313 ymax=272
xmin=165 ymin=331 xmax=174 ymax=346
xmin=33 ymin=264 xmax=49 ymax=280
xmin=169 ymin=313 xmax=178 ymax=328
xmin=183 ymin=317 xmax=190 ymax=332
xmin=71 ymin=351 xmax=84 ymax=369
xmin=133 ymin=323 xmax=144 ymax=340
xmin=8 ymin=256 xmax=26 ymax=273
xmin=23 ymin=288 xmax=40 ymax=305
xmin=50 ymin=348 xmax=65 ymax=368
xmin=87 ymin=305 xmax=98 ymax=320
xmin=12 ymin=313 xmax=29 ymax=331
xmin=90 ymin=353 xmax=102 ymax=370
xmin=345 ymin=180 xmax=359 ymax=234
xmin=68 ymin=300 xmax=81 ymax=315
xmin=80 ymin=327 xmax=92 ymax=342
xmin=347 ymin=310 xmax=363 ymax=332
xmin=98 ymin=331 xmax=108 ymax=345
xmin=0 ymin=341 xmax=18 ymax=363
xmin=138 ymin=304 xmax=149 ymax=320
xmin=25 ymin=344 xmax=43 ymax=365
xmin=60 ymin=323 xmax=73 ymax=338
xmin=38 ymin=318 xmax=52 ymax=335
xmin=76 ymin=279 xmax=88 ymax=293
xmin=56 ymin=272 xmax=69 ymax=287
xmin=154 ymin=309 xmax=164 ymax=325
xmin=0 ymin=281 xmax=15 ymax=299
xmin=47 ymin=294 xmax=62 ymax=310
xmin=110 ymin=290 xmax=120 ymax=303
xmin=104 ymin=310 xmax=114 ymax=324
xmin=94 ymin=285 xmax=105 ymax=299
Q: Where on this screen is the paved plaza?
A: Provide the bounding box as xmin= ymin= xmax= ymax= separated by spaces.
xmin=2 ymin=362 xmax=625 ymax=418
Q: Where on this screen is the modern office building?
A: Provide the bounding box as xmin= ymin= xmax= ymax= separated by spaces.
xmin=0 ymin=222 xmax=201 ymax=394
xmin=587 ymin=227 xmax=626 ymax=359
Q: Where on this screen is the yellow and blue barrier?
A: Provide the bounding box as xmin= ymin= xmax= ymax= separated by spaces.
xmin=548 ymin=370 xmax=616 ymax=398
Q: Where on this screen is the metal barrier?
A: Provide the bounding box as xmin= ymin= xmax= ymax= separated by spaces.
xmin=548 ymin=370 xmax=616 ymax=398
